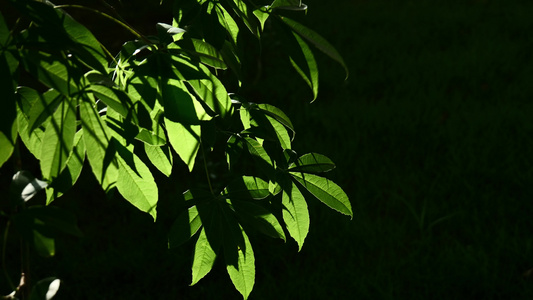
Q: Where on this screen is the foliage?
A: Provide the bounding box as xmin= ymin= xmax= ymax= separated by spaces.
xmin=0 ymin=0 xmax=351 ymax=298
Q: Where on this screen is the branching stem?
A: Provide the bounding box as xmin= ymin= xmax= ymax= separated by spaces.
xmin=53 ymin=4 xmax=153 ymax=45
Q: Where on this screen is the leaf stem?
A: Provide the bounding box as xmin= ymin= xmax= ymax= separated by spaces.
xmin=201 ymin=143 xmax=214 ymax=195
xmin=1 ymin=221 xmax=15 ymax=292
xmin=53 ymin=4 xmax=153 ymax=45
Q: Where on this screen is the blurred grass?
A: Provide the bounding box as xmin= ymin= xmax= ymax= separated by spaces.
xmin=3 ymin=0 xmax=533 ymax=299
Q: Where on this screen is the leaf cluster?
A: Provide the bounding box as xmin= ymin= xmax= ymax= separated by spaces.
xmin=0 ymin=0 xmax=351 ymax=298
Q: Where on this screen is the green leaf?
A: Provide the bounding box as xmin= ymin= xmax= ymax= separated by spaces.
xmin=243 ymin=137 xmax=275 ymax=179
xmin=191 ymin=228 xmax=217 ymax=286
xmin=80 ymin=97 xmax=118 ymax=192
xmin=228 ymin=0 xmax=261 ymax=37
xmin=271 ymin=0 xmax=304 ymax=9
xmin=115 ymin=142 xmax=158 ymax=221
xmin=215 ymin=4 xmax=240 ymax=44
xmin=136 ymin=128 xmax=167 ymax=146
xmin=280 ymin=17 xmax=348 ymax=79
xmin=175 ymin=38 xmax=227 ymax=69
xmin=21 ymin=51 xmax=81 ymax=97
xmin=16 ymin=87 xmax=59 ymax=133
xmin=269 ymin=180 xmax=282 ymax=196
xmin=288 ymin=153 xmax=335 ymax=173
xmin=231 ymin=200 xmax=285 ymax=241
xmin=186 ymin=65 xmax=232 ymax=119
xmin=226 ymin=226 xmax=255 ymax=300
xmin=226 ymin=135 xmax=244 ymax=170
xmin=156 ymin=22 xmax=185 ymax=44
xmin=88 ymin=84 xmax=134 ymax=119
xmin=45 ymin=130 xmax=86 ymax=204
xmin=240 ymin=108 xmax=251 ymax=130
xmin=16 ymin=105 xmax=44 ymax=160
xmin=162 ymin=79 xmax=211 ymax=124
xmin=11 ymin=0 xmax=107 ymax=72
xmin=253 ymin=6 xmax=271 ymax=31
xmin=220 ymin=41 xmax=243 ymax=80
xmin=144 ymin=144 xmax=173 ymax=177
xmin=282 ymin=181 xmax=309 ymax=251
xmin=0 ymin=129 xmax=15 ymax=168
xmin=33 ymin=230 xmax=55 ymax=257
xmin=165 ymin=119 xmax=201 ymax=172
xmin=40 ymin=98 xmax=77 ymax=181
xmin=245 ymin=108 xmax=290 ymax=148
xmin=168 ymin=205 xmax=202 ymax=248
xmin=256 ymin=103 xmax=295 ymax=137
xmin=289 ymin=33 xmax=318 ymax=102
xmin=290 ymin=172 xmax=352 ymax=218
xmin=223 ymin=176 xmax=270 ymax=200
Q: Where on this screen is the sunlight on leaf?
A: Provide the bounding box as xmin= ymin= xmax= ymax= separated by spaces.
xmin=290 ymin=172 xmax=353 ymax=218
xmin=191 ymin=228 xmax=217 ymax=285
xmin=282 ymin=181 xmax=309 ymax=251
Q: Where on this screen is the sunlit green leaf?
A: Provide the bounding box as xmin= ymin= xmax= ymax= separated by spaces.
xmin=88 ymin=85 xmax=134 ymax=118
xmin=162 ymin=79 xmax=211 ymax=124
xmin=282 ymin=181 xmax=309 ymax=251
xmin=224 ymin=176 xmax=270 ymax=200
xmin=265 ymin=115 xmax=291 ymax=149
xmin=40 ymin=98 xmax=76 ymax=181
xmin=22 ymin=88 xmax=63 ymax=133
xmin=186 ymin=65 xmax=232 ymax=119
xmin=226 ymin=226 xmax=255 ymax=300
xmin=80 ymin=97 xmax=118 ymax=192
xmin=228 ymin=0 xmax=261 ymax=37
xmin=21 ymin=51 xmax=82 ymax=97
xmin=191 ymin=228 xmax=217 ymax=285
xmin=176 ymin=38 xmax=227 ymax=69
xmin=280 ymin=17 xmax=348 ymax=79
xmin=46 ymin=129 xmax=86 ymax=204
xmin=145 ymin=144 xmax=173 ymax=177
xmin=169 ymin=205 xmax=202 ymax=248
xmin=289 ymin=33 xmax=318 ymax=102
xmin=256 ymin=103 xmax=295 ymax=137
xmin=253 ymin=6 xmax=271 ymax=31
xmin=16 ymin=105 xmax=44 ymax=160
xmin=231 ymin=200 xmax=285 ymax=241
xmin=269 ymin=180 xmax=282 ymax=196
xmin=115 ymin=142 xmax=158 ymax=220
xmin=0 ymin=130 xmax=15 ymax=168
xmin=165 ymin=119 xmax=201 ymax=172
xmin=243 ymin=137 xmax=275 ymax=179
xmin=290 ymin=172 xmax=352 ymax=218
xmin=288 ymin=153 xmax=335 ymax=173
xmin=215 ymin=4 xmax=239 ymax=44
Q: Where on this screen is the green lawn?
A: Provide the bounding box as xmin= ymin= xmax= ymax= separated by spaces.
xmin=2 ymin=0 xmax=533 ymax=299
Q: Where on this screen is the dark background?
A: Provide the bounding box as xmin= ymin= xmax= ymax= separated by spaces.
xmin=2 ymin=0 xmax=533 ymax=299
